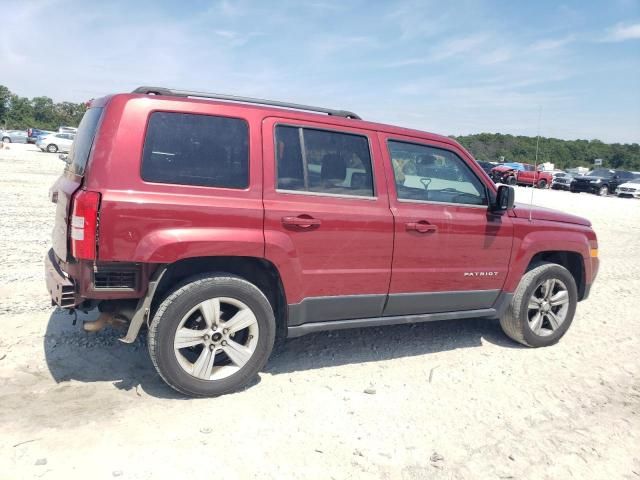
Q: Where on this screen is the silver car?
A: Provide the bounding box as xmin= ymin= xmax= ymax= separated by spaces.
xmin=36 ymin=132 xmax=75 ymax=153
xmin=1 ymin=130 xmax=28 ymax=143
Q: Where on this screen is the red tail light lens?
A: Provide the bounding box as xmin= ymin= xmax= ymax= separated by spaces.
xmin=70 ymin=190 xmax=100 ymax=260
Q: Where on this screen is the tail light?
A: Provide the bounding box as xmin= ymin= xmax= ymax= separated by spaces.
xmin=70 ymin=190 xmax=100 ymax=260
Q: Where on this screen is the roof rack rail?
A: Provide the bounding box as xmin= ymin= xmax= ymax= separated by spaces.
xmin=132 ymin=86 xmax=362 ymax=120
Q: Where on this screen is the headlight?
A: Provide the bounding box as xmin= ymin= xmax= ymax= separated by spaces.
xmin=590 ymin=179 xmax=602 ymax=183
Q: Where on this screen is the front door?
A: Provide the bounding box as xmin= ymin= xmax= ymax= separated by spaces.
xmin=379 ymin=133 xmax=513 ymax=316
xmin=263 ymin=117 xmax=394 ymax=326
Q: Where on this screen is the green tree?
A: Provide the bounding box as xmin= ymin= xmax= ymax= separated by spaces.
xmin=0 ymin=84 xmax=88 ymax=131
xmin=0 ymin=85 xmax=11 ymax=128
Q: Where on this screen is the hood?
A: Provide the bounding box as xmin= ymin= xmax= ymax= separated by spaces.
xmin=491 ymin=165 xmax=515 ymax=172
xmin=513 ymin=204 xmax=591 ymax=226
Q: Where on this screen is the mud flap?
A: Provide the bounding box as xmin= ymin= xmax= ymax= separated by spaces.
xmin=119 ymin=266 xmax=167 ymax=343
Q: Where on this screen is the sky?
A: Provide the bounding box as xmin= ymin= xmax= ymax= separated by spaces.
xmin=1 ymin=0 xmax=639 ymax=143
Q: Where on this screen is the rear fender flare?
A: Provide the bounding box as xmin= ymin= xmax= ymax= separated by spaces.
xmin=133 ymin=227 xmax=264 ymax=263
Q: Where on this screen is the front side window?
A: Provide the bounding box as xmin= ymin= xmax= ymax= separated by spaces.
xmin=275 ymin=125 xmax=374 ymax=197
xmin=388 ymin=140 xmax=487 ymax=206
xmin=141 ymin=112 xmax=249 ymax=189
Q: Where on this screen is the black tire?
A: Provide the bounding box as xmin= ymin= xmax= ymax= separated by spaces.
xmin=597 ymin=185 xmax=609 ymax=196
xmin=537 ymin=179 xmax=548 ymax=189
xmin=499 ymin=263 xmax=577 ymax=347
xmin=1 ymin=137 xmax=10 ymax=143
xmin=46 ymin=144 xmax=58 ymax=153
xmin=506 ymin=176 xmax=517 ymax=185
xmin=148 ymin=273 xmax=276 ymax=397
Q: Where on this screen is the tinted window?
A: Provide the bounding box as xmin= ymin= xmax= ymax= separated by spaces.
xmin=66 ymin=107 xmax=103 ymax=175
xmin=388 ymin=141 xmax=487 ymax=206
xmin=589 ymin=169 xmax=614 ymax=177
xmin=142 ymin=112 xmax=248 ymax=189
xmin=275 ymin=125 xmax=373 ymax=197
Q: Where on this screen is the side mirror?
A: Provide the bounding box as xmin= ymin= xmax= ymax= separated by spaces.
xmin=58 ymin=153 xmax=69 ymax=163
xmin=492 ymin=185 xmax=515 ymax=212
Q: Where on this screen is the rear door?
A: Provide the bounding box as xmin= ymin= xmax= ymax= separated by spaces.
xmin=379 ymin=133 xmax=513 ymax=316
xmin=262 ymin=117 xmax=394 ymax=325
xmin=517 ymin=164 xmax=536 ymax=185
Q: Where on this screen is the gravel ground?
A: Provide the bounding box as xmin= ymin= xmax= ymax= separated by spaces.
xmin=0 ymin=143 xmax=639 ymax=479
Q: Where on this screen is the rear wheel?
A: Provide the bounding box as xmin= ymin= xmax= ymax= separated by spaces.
xmin=499 ymin=263 xmax=577 ymax=347
xmin=1 ymin=137 xmax=10 ymax=143
xmin=148 ymin=274 xmax=276 ymax=397
xmin=537 ymin=179 xmax=548 ymax=189
xmin=597 ymin=185 xmax=609 ymax=196
xmin=46 ymin=144 xmax=58 ymax=153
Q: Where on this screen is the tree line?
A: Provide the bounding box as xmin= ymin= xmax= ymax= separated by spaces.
xmin=0 ymin=85 xmax=87 ymax=132
xmin=454 ymin=132 xmax=640 ymax=171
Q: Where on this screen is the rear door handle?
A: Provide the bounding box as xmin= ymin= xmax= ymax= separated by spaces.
xmin=406 ymin=221 xmax=437 ymax=233
xmin=282 ymin=215 xmax=321 ymax=228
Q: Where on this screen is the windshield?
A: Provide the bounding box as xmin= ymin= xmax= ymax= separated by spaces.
xmin=65 ymin=107 xmax=103 ymax=175
xmin=588 ymin=168 xmax=614 ymax=177
xmin=629 ymin=178 xmax=640 ymax=184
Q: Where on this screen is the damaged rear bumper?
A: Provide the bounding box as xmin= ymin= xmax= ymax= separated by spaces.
xmin=45 ymin=248 xmax=78 ymax=308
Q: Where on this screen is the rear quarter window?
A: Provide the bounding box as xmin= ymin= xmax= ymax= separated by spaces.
xmin=141 ymin=112 xmax=249 ymax=189
xmin=66 ymin=107 xmax=103 ymax=175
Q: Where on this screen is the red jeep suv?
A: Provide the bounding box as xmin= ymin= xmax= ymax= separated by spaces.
xmin=45 ymin=87 xmax=599 ymax=397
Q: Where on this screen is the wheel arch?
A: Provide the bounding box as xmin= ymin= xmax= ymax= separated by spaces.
xmin=152 ymin=256 xmax=288 ymax=340
xmin=526 ymin=251 xmax=586 ymax=300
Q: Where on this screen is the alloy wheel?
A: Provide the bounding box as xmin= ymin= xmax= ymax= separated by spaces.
xmin=527 ymin=278 xmax=570 ymax=337
xmin=173 ymin=297 xmax=259 ymax=381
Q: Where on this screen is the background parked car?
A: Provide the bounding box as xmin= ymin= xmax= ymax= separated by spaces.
xmin=27 ymin=128 xmax=55 ymax=144
xmin=477 ymin=160 xmax=496 ymax=176
xmin=616 ymin=178 xmax=640 ymax=198
xmin=571 ymin=168 xmax=637 ymax=196
xmin=58 ymin=126 xmax=78 ymax=134
xmin=1 ymin=130 xmax=28 ymax=143
xmin=551 ymin=172 xmax=576 ymax=191
xmin=490 ymin=162 xmax=552 ymax=188
xmin=36 ymin=132 xmax=75 ymax=153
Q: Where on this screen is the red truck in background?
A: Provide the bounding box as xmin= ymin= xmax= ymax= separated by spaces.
xmin=490 ymin=163 xmax=554 ymax=188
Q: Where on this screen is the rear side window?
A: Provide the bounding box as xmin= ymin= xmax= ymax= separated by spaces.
xmin=275 ymin=125 xmax=374 ymax=197
xmin=142 ymin=112 xmax=249 ymax=189
xmin=66 ymin=107 xmax=103 ymax=175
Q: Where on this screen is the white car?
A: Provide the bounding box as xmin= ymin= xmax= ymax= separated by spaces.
xmin=36 ymin=132 xmax=75 ymax=153
xmin=616 ymin=178 xmax=640 ymax=199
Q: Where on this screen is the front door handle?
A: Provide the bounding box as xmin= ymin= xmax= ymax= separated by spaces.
xmin=406 ymin=220 xmax=437 ymax=233
xmin=282 ymin=215 xmax=321 ymax=229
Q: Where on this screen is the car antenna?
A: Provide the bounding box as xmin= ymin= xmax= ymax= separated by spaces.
xmin=530 ymin=106 xmax=542 ymax=223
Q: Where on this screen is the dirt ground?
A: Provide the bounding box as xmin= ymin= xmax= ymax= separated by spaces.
xmin=0 ymin=143 xmax=638 ymax=480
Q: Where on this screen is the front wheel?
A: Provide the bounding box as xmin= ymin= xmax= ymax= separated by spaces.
xmin=1 ymin=137 xmax=10 ymax=143
xmin=506 ymin=176 xmax=517 ymax=185
xmin=499 ymin=263 xmax=577 ymax=347
xmin=46 ymin=144 xmax=58 ymax=153
xmin=537 ymin=179 xmax=548 ymax=189
xmin=148 ymin=274 xmax=276 ymax=397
